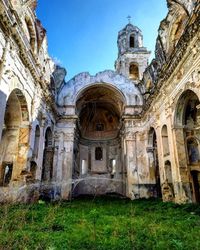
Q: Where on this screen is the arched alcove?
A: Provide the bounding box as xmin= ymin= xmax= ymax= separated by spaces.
xmin=187 ymin=137 xmax=199 ymax=165
xmin=0 ymin=89 xmax=29 ymax=186
xmin=148 ymin=127 xmax=162 ymax=198
xmin=174 ymin=89 xmax=200 ymax=202
xmin=42 ymin=127 xmax=54 ymax=182
xmin=161 ymin=125 xmax=170 ymax=156
xmin=74 ymin=84 xmax=125 ymax=196
xmin=76 ymin=85 xmax=125 ymax=140
xmin=164 ymin=160 xmax=173 ymax=184
xmin=33 ymin=125 xmax=40 ymax=158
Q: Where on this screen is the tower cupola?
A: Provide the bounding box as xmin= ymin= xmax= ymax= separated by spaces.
xmin=115 ymin=21 xmax=151 ymax=82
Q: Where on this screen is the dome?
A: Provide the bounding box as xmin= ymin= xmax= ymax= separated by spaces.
xmin=118 ymin=23 xmax=142 ymax=37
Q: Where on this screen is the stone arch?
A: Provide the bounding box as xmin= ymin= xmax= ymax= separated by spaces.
xmin=75 ymin=84 xmax=126 ymax=117
xmin=74 ymin=84 xmax=126 ymax=196
xmin=148 ymin=127 xmax=162 ymax=198
xmin=161 ymin=125 xmax=170 ymax=157
xmin=75 ymin=83 xmax=126 ymax=108
xmin=174 ymin=89 xmax=200 ymax=202
xmin=58 ymin=71 xmax=142 ymax=107
xmin=0 ymin=88 xmax=30 ymax=186
xmin=129 ymin=63 xmax=139 ymax=80
xmin=174 ymin=89 xmax=199 ymax=127
xmin=42 ymin=127 xmax=54 ymax=181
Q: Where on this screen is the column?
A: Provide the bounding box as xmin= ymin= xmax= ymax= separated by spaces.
xmin=55 ymin=115 xmax=77 ymax=200
xmin=172 ymin=126 xmax=192 ymax=202
xmin=123 ymin=119 xmax=138 ymax=199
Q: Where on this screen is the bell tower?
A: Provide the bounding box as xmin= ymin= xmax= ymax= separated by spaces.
xmin=115 ymin=19 xmax=151 ymax=82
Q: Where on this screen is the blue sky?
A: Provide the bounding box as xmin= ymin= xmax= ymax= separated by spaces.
xmin=36 ymin=0 xmax=168 ymax=80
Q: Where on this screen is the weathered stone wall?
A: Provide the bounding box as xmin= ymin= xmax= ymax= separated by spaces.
xmin=0 ymin=0 xmax=199 ymax=204
xmin=0 ymin=0 xmax=56 ymax=202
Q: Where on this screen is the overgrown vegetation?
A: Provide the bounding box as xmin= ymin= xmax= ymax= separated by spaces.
xmin=0 ymin=197 xmax=200 ymax=250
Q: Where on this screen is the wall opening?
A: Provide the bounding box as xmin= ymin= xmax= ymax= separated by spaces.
xmin=129 ymin=63 xmax=139 ymax=80
xmin=130 ymin=34 xmax=135 ymax=48
xmin=95 ymin=147 xmax=103 ymax=161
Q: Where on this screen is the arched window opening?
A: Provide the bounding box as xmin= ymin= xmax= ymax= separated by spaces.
xmin=95 ymin=147 xmax=103 ymax=161
xmin=187 ymin=138 xmax=199 ymax=165
xmin=129 ymin=64 xmax=139 ymax=80
xmin=130 ymin=35 xmax=135 ymax=48
xmin=162 ymin=125 xmax=170 ymax=156
xmin=33 ymin=125 xmax=40 ymax=158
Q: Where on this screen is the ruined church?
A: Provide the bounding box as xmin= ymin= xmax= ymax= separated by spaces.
xmin=0 ymin=0 xmax=200 ymax=203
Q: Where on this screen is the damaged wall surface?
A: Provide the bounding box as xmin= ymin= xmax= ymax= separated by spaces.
xmin=0 ymin=0 xmax=200 ymax=203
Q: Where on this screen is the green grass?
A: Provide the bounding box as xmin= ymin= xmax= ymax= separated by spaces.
xmin=0 ymin=197 xmax=200 ymax=250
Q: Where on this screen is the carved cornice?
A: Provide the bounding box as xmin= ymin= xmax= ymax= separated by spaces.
xmin=143 ymin=12 xmax=200 ymax=113
xmin=0 ymin=0 xmax=57 ymax=116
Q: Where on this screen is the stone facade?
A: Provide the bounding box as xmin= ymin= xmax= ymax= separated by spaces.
xmin=0 ymin=0 xmax=200 ymax=203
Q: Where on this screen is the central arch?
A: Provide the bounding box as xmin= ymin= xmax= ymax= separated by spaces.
xmin=73 ymin=84 xmax=126 ymax=196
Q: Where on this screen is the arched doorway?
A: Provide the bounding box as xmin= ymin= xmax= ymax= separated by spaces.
xmin=42 ymin=127 xmax=54 ymax=182
xmin=175 ymin=90 xmax=200 ymax=202
xmin=148 ymin=127 xmax=162 ymax=198
xmin=74 ymin=84 xmax=125 ymax=196
xmin=0 ymin=89 xmax=29 ymax=186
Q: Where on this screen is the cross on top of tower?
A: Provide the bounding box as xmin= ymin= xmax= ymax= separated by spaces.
xmin=127 ymin=15 xmax=132 ymax=24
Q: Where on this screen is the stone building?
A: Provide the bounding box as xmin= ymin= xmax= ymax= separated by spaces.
xmin=0 ymin=0 xmax=199 ymax=203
